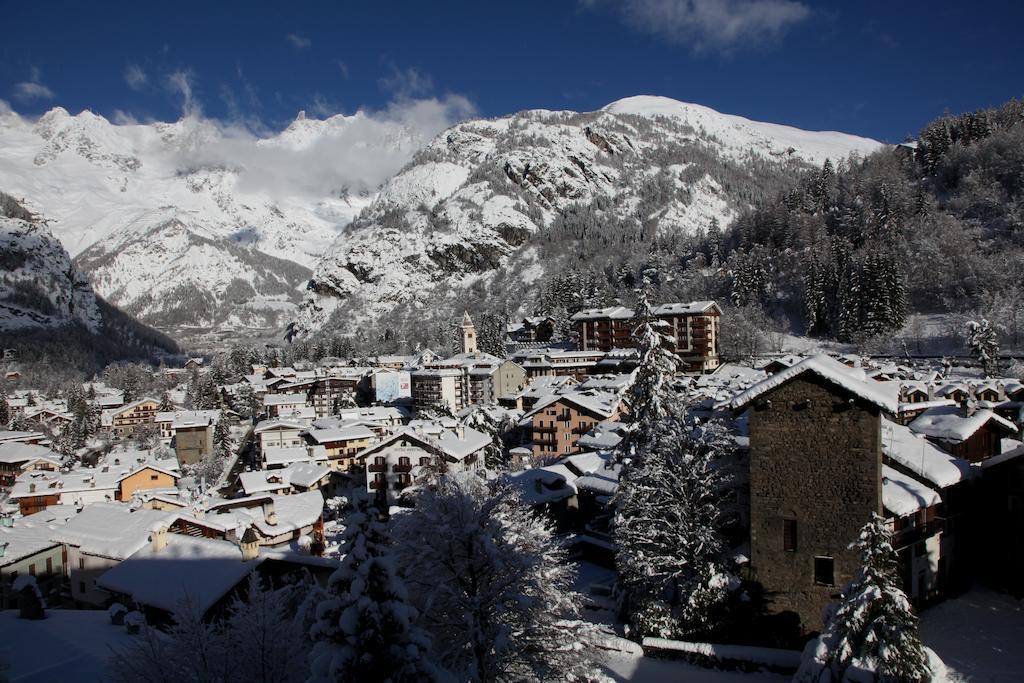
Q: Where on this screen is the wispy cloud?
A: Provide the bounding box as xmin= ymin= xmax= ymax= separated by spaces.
xmin=378 ymin=64 xmax=434 ymax=99
xmin=124 ymin=64 xmax=148 ymax=91
xmin=286 ymin=32 xmax=312 ymax=49
xmin=13 ymin=66 xmax=55 ymax=103
xmin=583 ymin=0 xmax=811 ymax=53
xmin=337 ymin=61 xmax=350 ymax=80
xmin=165 ymin=69 xmax=200 ymax=118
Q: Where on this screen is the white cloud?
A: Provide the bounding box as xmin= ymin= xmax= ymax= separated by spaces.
xmin=286 ymin=33 xmax=312 ymax=49
xmin=379 ymin=65 xmax=434 ymax=99
xmin=165 ymin=69 xmax=200 ymax=118
xmin=112 ymin=109 xmax=140 ymax=125
xmin=124 ymin=64 xmax=147 ymax=90
xmin=586 ymin=0 xmax=811 ymax=52
xmin=13 ymin=66 xmax=55 ymax=102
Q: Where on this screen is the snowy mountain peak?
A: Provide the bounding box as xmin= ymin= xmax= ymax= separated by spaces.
xmin=295 ymin=97 xmax=886 ymax=335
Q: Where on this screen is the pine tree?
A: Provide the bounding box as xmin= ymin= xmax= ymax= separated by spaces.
xmin=212 ymin=419 xmax=232 ymax=460
xmin=617 ymin=287 xmax=681 ymax=465
xmin=309 ymin=495 xmax=440 ymax=683
xmin=393 ymin=477 xmax=599 ymax=681
xmin=966 ymin=318 xmax=1001 ymax=378
xmin=159 ymin=392 xmax=175 ymax=412
xmin=0 ymin=393 xmax=9 ymax=427
xmin=795 ymin=514 xmax=931 ymax=683
xmin=615 ymin=416 xmax=737 ymax=639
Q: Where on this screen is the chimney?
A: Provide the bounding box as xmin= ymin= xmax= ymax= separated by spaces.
xmin=456 ymin=426 xmax=465 ymax=440
xmin=262 ymin=499 xmax=277 ymax=526
xmin=240 ymin=526 xmax=260 ymax=561
xmin=959 ymin=398 xmax=973 ymax=418
xmin=150 ymin=526 xmax=168 ymax=552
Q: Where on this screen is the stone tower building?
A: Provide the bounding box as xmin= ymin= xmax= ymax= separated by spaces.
xmin=731 ymin=356 xmax=892 ymax=632
xmin=461 ymin=311 xmax=477 ymax=355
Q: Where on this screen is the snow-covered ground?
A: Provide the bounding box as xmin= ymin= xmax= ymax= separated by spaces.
xmin=0 ymin=609 xmax=136 ymax=681
xmin=920 ymin=587 xmax=1024 ymax=682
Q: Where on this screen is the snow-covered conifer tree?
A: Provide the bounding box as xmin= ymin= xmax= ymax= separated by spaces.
xmin=966 ymin=318 xmax=1001 ymax=378
xmin=309 ymin=494 xmax=440 ymax=683
xmin=616 ymin=286 xmax=682 ymax=466
xmin=614 ymin=417 xmax=737 ymax=638
xmin=795 ymin=513 xmax=931 ymax=683
xmin=393 ymin=477 xmax=599 ymax=681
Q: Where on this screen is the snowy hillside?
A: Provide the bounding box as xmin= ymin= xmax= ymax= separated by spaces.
xmin=0 ymin=194 xmax=101 ymax=333
xmin=0 ymin=105 xmax=423 ymax=336
xmin=296 ymin=95 xmax=883 ymax=335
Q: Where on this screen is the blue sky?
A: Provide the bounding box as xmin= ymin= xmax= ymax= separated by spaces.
xmin=3 ymin=0 xmax=1022 ymax=142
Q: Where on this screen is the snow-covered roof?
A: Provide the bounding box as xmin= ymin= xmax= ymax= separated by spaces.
xmin=359 ymin=423 xmax=490 ymax=462
xmin=0 ymin=442 xmax=61 ymax=465
xmin=206 ymin=491 xmax=324 ymax=538
xmin=881 ymin=418 xmax=974 ymax=489
xmin=254 ymin=418 xmax=308 ymax=433
xmin=97 ymin=534 xmax=259 ymax=614
xmin=909 ymin=405 xmax=1018 ymax=443
xmin=503 ymin=468 xmax=576 ymax=505
xmin=304 ymin=425 xmax=375 ymax=444
xmin=525 ymin=389 xmax=621 ymax=420
xmin=570 ymin=305 xmax=634 ymax=321
xmin=882 ymin=465 xmax=941 ymax=517
xmin=576 ymin=421 xmax=626 ymax=451
xmin=155 ymin=409 xmax=219 ymax=428
xmin=239 ymin=463 xmax=330 ymax=495
xmin=0 ymin=510 xmax=64 ymax=567
xmin=652 ymin=301 xmax=720 ymax=316
xmin=50 ymin=503 xmax=172 ymax=560
xmin=728 ymin=354 xmax=900 ymax=414
xmin=263 ymin=392 xmax=309 ymax=406
xmin=263 ymin=446 xmax=317 ymax=467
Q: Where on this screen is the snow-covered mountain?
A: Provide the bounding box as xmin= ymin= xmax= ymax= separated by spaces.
xmin=0 ymin=105 xmax=424 ymax=337
xmin=0 ymin=194 xmax=101 ymax=333
xmin=295 ymin=96 xmax=884 ymax=336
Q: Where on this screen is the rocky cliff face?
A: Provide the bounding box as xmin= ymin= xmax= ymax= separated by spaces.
xmin=295 ymin=96 xmax=884 ymax=336
xmin=0 ymin=194 xmax=102 ymax=333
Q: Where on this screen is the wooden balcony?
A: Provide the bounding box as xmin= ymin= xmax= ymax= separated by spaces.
xmin=392 ymin=463 xmax=412 ymax=473
xmin=368 ymin=463 xmax=387 ymax=473
xmin=369 ymin=479 xmax=385 ymax=490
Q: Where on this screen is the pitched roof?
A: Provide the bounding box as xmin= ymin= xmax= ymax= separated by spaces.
xmin=729 ymin=354 xmax=900 ymax=414
xmin=50 ymin=503 xmax=171 ymax=560
xmin=909 ymin=405 xmax=1018 ymax=442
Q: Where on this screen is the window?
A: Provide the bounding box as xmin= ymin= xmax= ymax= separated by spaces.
xmin=46 ymin=558 xmax=52 ymax=575
xmin=79 ymin=581 xmax=86 ymax=594
xmin=28 ymin=564 xmax=35 ymax=576
xmin=814 ymin=556 xmax=835 ymax=586
xmin=79 ymin=557 xmax=85 ymax=570
xmin=150 ymin=474 xmax=159 ymax=481
xmin=783 ymin=519 xmax=797 ymax=552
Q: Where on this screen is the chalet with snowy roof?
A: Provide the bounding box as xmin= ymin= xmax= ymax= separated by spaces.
xmin=355 ymin=422 xmax=489 ymax=505
xmin=0 ymin=443 xmax=61 ymax=489
xmin=50 ymin=503 xmax=173 ymax=606
xmin=506 ymin=316 xmax=556 ymax=344
xmin=303 ymin=424 xmax=376 ymax=472
xmin=522 ymin=390 xmax=622 ymax=460
xmin=500 ymin=375 xmax=578 ymax=411
xmin=729 ymin=354 xmax=1024 ymax=631
xmin=239 ymin=462 xmax=333 ymax=497
xmin=102 ymin=397 xmax=162 ymax=438
xmin=263 ymin=392 xmax=309 ymax=418
xmin=908 ymin=404 xmax=1017 ymax=462
xmin=203 ymin=491 xmax=325 ymax=549
xmin=8 ymin=461 xmax=179 ymax=516
xmin=254 ymin=418 xmax=309 ymax=457
xmin=0 ymin=510 xmax=66 ymax=609
xmin=0 ymin=430 xmax=48 ymax=447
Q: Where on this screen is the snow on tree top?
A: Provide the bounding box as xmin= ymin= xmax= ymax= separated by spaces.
xmin=729 ymin=354 xmax=900 ymax=414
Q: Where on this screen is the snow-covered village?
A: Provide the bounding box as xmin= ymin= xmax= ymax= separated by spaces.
xmin=3 ymin=2 xmax=1024 ymax=681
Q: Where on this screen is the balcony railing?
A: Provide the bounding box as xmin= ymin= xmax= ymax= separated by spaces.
xmin=392 ymin=463 xmax=412 ymax=473
xmin=369 ymin=479 xmax=385 ymax=490
xmin=368 ymin=463 xmax=387 ymax=473
xmin=533 ymin=425 xmax=557 ymax=433
xmin=892 ymin=519 xmax=943 ymax=549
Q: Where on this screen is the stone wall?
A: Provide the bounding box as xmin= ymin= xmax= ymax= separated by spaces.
xmin=747 ymin=375 xmax=882 ymax=632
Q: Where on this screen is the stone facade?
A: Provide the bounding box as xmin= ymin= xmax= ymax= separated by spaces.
xmin=747 ymin=375 xmax=882 ymax=632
